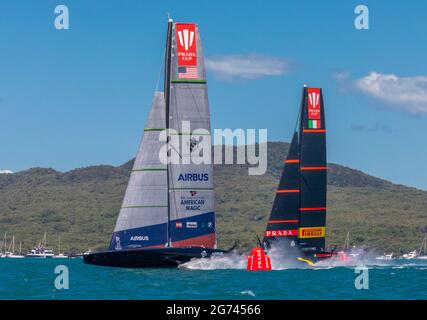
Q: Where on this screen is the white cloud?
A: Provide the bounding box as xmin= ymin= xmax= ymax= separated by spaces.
xmin=0 ymin=170 xmax=13 ymax=174
xmin=354 ymin=72 xmax=427 ymax=114
xmin=205 ymin=55 xmax=289 ymax=80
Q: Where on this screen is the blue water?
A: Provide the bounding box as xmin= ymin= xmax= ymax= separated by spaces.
xmin=0 ymin=257 xmax=426 ymax=299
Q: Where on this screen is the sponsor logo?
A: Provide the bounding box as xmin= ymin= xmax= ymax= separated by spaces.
xmin=178 ymin=173 xmax=209 ymax=182
xmin=176 ymin=221 xmax=183 ymax=228
xmin=186 ymin=221 xmax=198 ymax=228
xmin=264 ymin=229 xmax=298 ymax=237
xmin=299 ymin=227 xmax=326 ymax=239
xmin=180 ymin=198 xmax=205 ymax=211
xmin=180 ymin=190 xmax=206 ymax=211
xmin=301 ymin=246 xmax=317 ymax=252
xmin=130 ymin=235 xmax=149 ymax=241
xmin=176 ymin=23 xmax=197 ymax=66
xmin=188 ymin=137 xmax=201 ymax=152
xmin=307 ymin=88 xmax=321 ymax=120
xmin=114 ymin=236 xmax=121 ymax=250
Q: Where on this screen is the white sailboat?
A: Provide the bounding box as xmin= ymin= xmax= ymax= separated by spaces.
xmin=53 ymin=237 xmax=68 ymax=258
xmin=26 ymin=232 xmax=55 ymax=258
xmin=336 ymin=232 xmax=351 ymax=261
xmin=83 ymin=19 xmax=229 ymax=268
xmin=417 ymin=234 xmax=427 ymax=260
xmin=5 ymin=236 xmax=25 ymax=258
xmin=403 ymin=234 xmax=427 ymax=260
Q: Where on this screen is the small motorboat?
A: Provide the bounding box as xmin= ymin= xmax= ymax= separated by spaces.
xmin=376 ymin=253 xmax=394 ymax=260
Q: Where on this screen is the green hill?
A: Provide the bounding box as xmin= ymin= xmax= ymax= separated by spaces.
xmin=0 ymin=142 xmax=426 ymax=254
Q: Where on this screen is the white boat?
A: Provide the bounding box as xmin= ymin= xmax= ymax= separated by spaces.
xmin=402 ymin=234 xmax=427 ymax=260
xmin=376 ymin=253 xmax=394 ymax=260
xmin=3 ymin=236 xmax=25 ymax=258
xmin=26 ymin=232 xmax=55 ymax=258
xmin=402 ymin=250 xmax=418 ymax=259
xmin=53 ymin=237 xmax=68 ymax=258
xmin=26 ymin=247 xmax=55 ymax=258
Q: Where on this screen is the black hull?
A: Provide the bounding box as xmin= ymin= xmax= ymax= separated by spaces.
xmin=83 ymin=247 xmax=226 ymax=268
xmin=301 ymin=252 xmax=337 ymax=264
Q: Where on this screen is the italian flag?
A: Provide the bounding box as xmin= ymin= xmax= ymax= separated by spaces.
xmin=308 ymin=119 xmax=321 ymax=129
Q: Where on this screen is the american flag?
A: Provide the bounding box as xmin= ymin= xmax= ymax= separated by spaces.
xmin=178 ymin=66 xmax=198 ymax=79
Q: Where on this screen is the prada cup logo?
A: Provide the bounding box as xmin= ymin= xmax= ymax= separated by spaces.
xmin=177 ymin=29 xmax=195 ymax=51
xmin=308 ymin=92 xmax=320 ymax=108
xmin=176 ymin=24 xmax=197 ymax=66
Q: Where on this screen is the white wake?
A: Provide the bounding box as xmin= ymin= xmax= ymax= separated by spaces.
xmin=179 ymin=246 xmax=424 ymax=271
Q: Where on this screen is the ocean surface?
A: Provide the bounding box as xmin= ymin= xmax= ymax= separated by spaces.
xmin=0 ymin=254 xmax=426 ymax=300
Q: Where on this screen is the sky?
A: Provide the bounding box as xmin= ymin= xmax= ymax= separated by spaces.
xmin=1 ymin=0 xmax=427 ymax=190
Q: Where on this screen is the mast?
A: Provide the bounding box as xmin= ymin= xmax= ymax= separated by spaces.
xmin=420 ymin=234 xmax=427 ymax=255
xmin=7 ymin=235 xmax=12 ymax=253
xmin=43 ymin=232 xmax=47 ymax=248
xmin=0 ymin=232 xmax=5 ymax=253
xmin=164 ymin=19 xmax=173 ymax=247
xmin=344 ymin=232 xmax=350 ymax=253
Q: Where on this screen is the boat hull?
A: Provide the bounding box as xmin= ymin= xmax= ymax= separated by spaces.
xmin=83 ymin=247 xmax=226 ymax=268
xmin=295 ymin=252 xmax=339 ymax=265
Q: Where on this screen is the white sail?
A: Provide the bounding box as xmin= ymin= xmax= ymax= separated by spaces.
xmin=110 ymin=92 xmax=168 ymax=250
xmin=167 ymin=23 xmax=216 ymax=248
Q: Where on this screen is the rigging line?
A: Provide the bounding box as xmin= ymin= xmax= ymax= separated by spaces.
xmin=155 ymin=47 xmax=166 ymax=93
xmin=169 ymin=81 xmax=183 ymax=160
xmin=294 ymin=97 xmax=302 ymax=134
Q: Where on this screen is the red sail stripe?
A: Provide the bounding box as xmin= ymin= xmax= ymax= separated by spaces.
xmin=268 ymin=220 xmax=299 ymax=224
xmin=171 ymin=233 xmax=216 ymax=248
xmin=303 ymin=129 xmax=327 ymax=133
xmin=276 ymin=189 xmax=300 ymax=193
xmin=300 ymin=207 xmax=327 ymax=211
xmin=300 ymin=166 xmax=328 ymax=171
xmin=315 ymin=253 xmax=335 ymax=258
xmin=284 ymin=159 xmax=300 ymax=163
